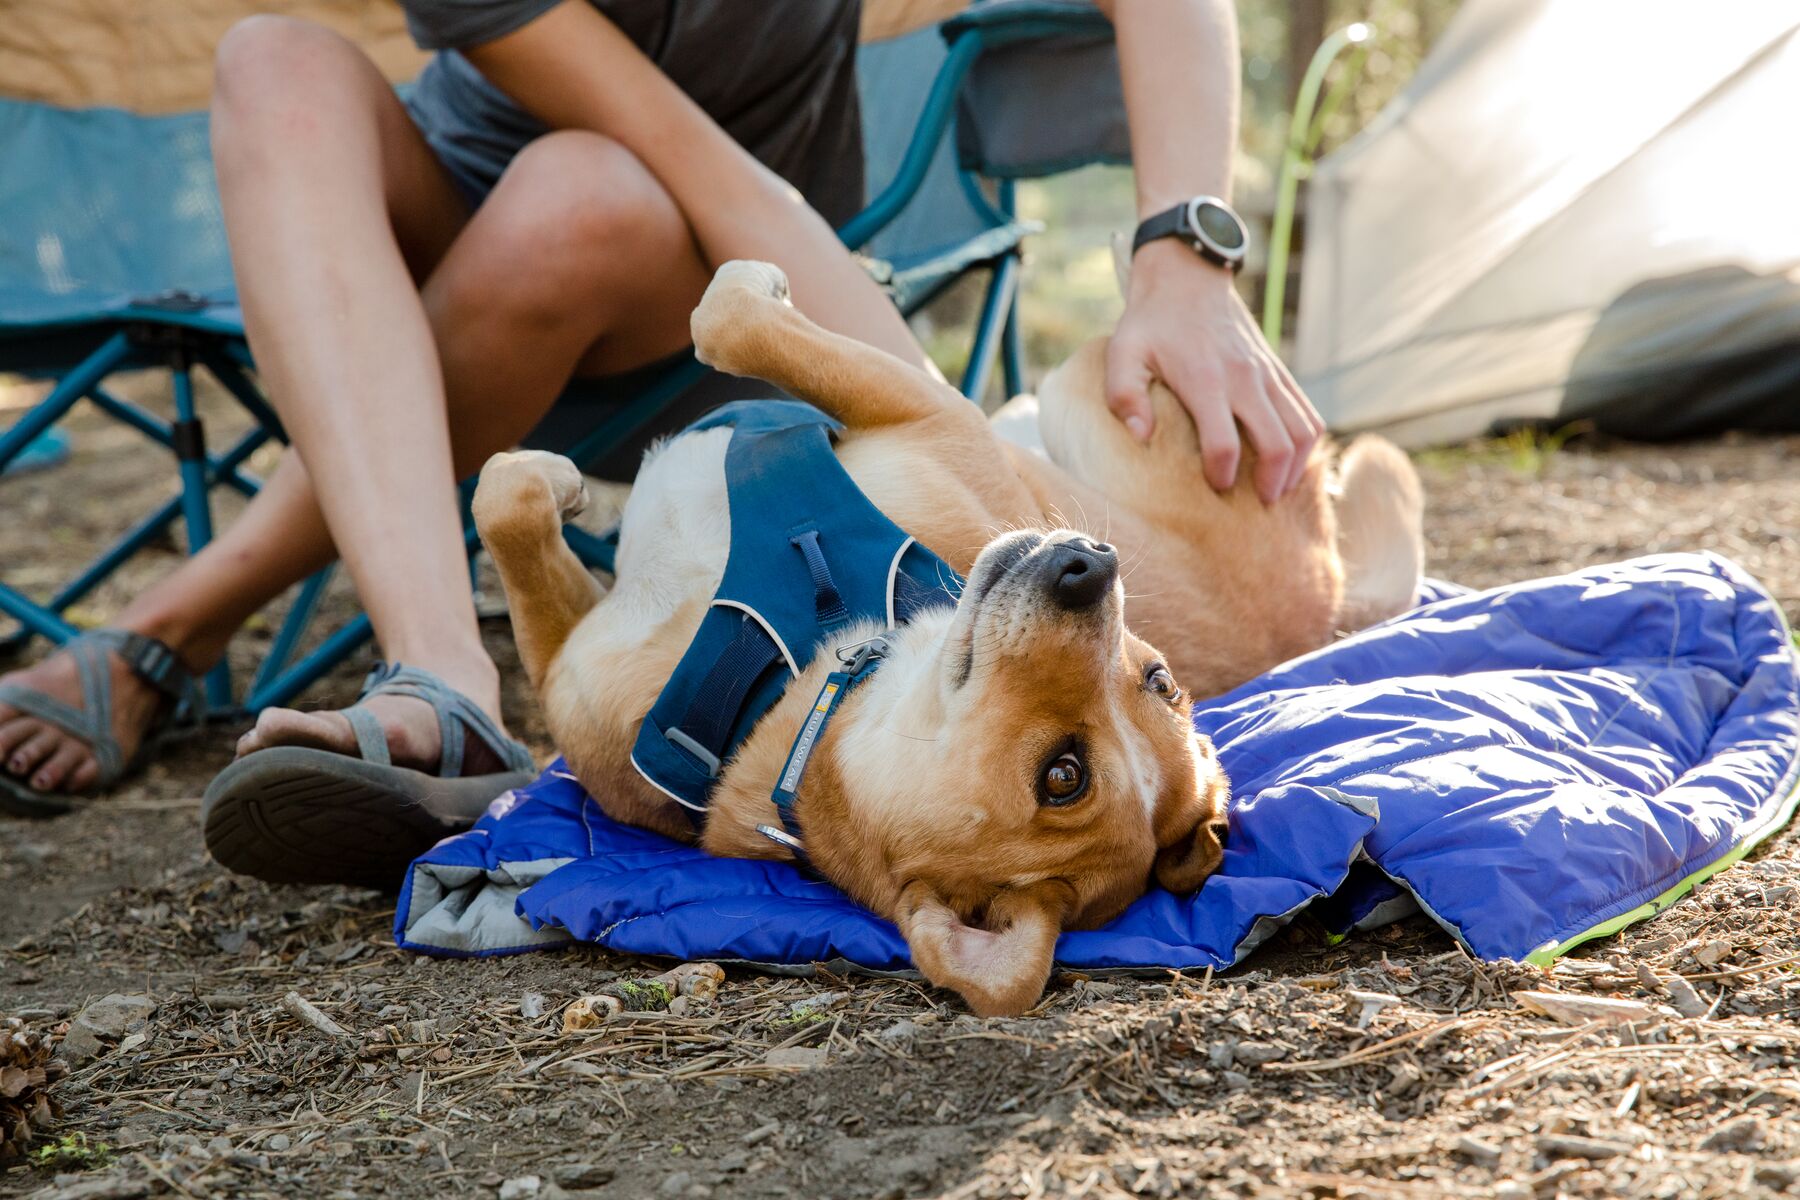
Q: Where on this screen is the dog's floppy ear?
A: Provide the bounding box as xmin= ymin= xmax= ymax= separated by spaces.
xmin=1152 ymin=751 xmax=1230 ymax=894
xmin=1154 ymin=817 xmax=1227 ymax=894
xmin=897 ymin=881 xmax=1069 ymax=1017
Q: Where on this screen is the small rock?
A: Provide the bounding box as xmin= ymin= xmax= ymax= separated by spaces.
xmin=765 ymin=1047 xmax=828 ymax=1069
xmin=1221 ymin=1070 xmax=1251 ymax=1090
xmin=1701 ymin=1116 xmax=1765 ymax=1153
xmin=668 ymin=996 xmax=691 ymax=1017
xmin=658 ymin=1170 xmax=692 ymax=1197
xmin=206 ymin=1135 xmax=234 ymax=1158
xmin=58 ymin=1023 xmax=107 ymax=1064
xmin=786 ymin=990 xmax=849 ymax=1016
xmin=1232 ymin=1041 xmax=1286 ymax=1066
xmin=498 ymin=1175 xmax=542 ymax=1200
xmin=553 ymin=1163 xmax=615 ymax=1188
xmin=1753 ymin=1162 xmax=1800 ymax=1188
xmin=1492 ymin=1182 xmax=1531 ymax=1200
xmin=521 ymin=993 xmax=546 ymax=1020
xmin=1207 ymin=1042 xmax=1236 ymax=1069
xmin=1665 ymin=975 xmax=1710 ymax=1018
xmin=1455 ymin=1135 xmax=1503 ymax=1164
xmin=877 ymin=1019 xmax=921 ymax=1044
xmin=267 ymin=1134 xmax=292 ymax=1152
xmin=75 ymin=993 xmax=155 ymax=1037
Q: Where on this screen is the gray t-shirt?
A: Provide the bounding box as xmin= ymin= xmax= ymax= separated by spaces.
xmin=401 ymin=0 xmax=865 ymax=224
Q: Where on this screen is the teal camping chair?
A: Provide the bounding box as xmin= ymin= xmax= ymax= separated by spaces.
xmin=0 ymin=0 xmax=1126 ymax=716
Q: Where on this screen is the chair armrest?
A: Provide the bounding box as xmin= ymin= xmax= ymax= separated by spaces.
xmin=941 ymin=0 xmax=1112 ymax=48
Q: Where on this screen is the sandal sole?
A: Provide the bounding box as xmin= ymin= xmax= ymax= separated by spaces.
xmin=202 ymin=748 xmax=534 ymax=890
xmin=0 ymin=772 xmax=75 ymax=818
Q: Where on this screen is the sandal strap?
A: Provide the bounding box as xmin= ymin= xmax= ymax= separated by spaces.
xmin=341 ymin=706 xmax=393 ymax=767
xmin=0 ymin=629 xmax=198 ymax=786
xmin=349 ymin=661 xmax=535 ymax=779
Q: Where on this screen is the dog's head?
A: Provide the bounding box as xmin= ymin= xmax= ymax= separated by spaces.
xmin=820 ymin=529 xmax=1229 ymax=1016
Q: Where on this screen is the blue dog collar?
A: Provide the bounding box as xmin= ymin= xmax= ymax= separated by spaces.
xmin=761 ymin=634 xmax=891 ymax=861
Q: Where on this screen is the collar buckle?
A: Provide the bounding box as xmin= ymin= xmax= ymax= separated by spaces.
xmin=834 ymin=633 xmax=892 ymax=676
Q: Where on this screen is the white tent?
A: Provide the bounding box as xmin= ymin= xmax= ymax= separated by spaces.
xmin=1294 ymin=1 xmax=1800 ymax=446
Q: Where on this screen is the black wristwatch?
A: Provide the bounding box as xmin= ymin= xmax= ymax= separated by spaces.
xmin=1131 ymin=195 xmax=1249 ymax=272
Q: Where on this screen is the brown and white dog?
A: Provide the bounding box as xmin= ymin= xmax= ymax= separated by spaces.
xmin=471 ymin=260 xmax=1423 ymax=1016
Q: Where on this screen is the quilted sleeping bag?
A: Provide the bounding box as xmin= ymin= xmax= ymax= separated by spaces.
xmin=396 ymin=552 xmax=1800 ymax=970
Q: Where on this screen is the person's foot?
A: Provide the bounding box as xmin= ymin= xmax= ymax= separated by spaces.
xmin=233 ymin=667 xmax=509 ymax=777
xmin=0 ymin=643 xmax=169 ymax=796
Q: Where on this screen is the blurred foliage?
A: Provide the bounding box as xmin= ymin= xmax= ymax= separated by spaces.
xmin=912 ymin=0 xmax=1460 ymax=395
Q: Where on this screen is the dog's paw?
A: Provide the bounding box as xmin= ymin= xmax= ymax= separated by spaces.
xmin=474 ymin=450 xmax=588 ymax=531
xmin=691 ymin=261 xmax=791 ymax=374
xmin=712 ymin=260 xmax=790 ymax=303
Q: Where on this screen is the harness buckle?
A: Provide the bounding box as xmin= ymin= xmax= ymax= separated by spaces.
xmin=834 ymin=633 xmax=892 ymax=676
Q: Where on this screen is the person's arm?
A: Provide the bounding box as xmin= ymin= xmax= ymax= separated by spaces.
xmin=1094 ymin=0 xmax=1322 ymax=503
xmin=462 ymin=1 xmax=927 ymax=371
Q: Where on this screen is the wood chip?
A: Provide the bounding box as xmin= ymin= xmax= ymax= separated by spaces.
xmin=280 ymin=992 xmax=351 ymax=1039
xmin=1535 ymin=1133 xmax=1634 ymax=1160
xmin=1514 ymin=991 xmax=1658 ymax=1025
xmin=1454 ymin=1135 xmax=1503 ymax=1164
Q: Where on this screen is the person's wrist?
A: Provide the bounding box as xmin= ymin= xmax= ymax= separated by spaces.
xmin=1128 ymin=236 xmax=1235 ymax=302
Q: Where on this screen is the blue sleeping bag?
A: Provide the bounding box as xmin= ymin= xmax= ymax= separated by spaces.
xmin=396 ymin=552 xmax=1800 ymax=969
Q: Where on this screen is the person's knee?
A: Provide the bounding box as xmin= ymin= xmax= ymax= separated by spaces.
xmin=213 ymin=16 xmax=365 ymax=130
xmin=477 ymin=133 xmax=685 ymax=313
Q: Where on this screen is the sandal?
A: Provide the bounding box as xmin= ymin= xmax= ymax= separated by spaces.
xmin=0 ymin=629 xmax=200 ymax=818
xmin=202 ymin=662 xmax=537 ymax=889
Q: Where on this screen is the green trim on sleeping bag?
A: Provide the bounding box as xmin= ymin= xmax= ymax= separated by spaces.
xmin=1523 ymin=609 xmax=1800 ymax=967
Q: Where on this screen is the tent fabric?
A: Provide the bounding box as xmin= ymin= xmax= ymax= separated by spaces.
xmin=1295 ymin=1 xmax=1800 ymax=447
xmin=396 ymin=552 xmax=1800 ymax=971
xmin=0 ymin=0 xmax=425 ymax=113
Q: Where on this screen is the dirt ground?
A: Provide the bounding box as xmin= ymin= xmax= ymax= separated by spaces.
xmin=3 ymin=391 xmax=1798 ymax=1200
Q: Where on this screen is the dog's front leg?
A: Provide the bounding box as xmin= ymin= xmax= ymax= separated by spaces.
xmin=471 ymin=451 xmax=604 ymax=690
xmin=690 ymin=261 xmax=986 ymax=435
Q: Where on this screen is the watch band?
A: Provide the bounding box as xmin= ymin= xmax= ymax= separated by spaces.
xmin=1130 ymin=205 xmax=1189 ymax=256
xmin=1131 ymin=198 xmax=1244 ymax=271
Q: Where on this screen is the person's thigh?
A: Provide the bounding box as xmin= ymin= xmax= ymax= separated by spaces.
xmin=425 ymin=129 xmax=716 ymax=459
xmin=212 ymin=14 xmax=470 ymax=282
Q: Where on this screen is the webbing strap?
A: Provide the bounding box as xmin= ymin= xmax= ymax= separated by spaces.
xmin=674 ymin=615 xmax=784 ymax=772
xmin=789 ymin=529 xmax=850 ymax=629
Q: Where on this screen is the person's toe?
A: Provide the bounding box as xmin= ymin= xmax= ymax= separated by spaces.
xmin=31 ymin=741 xmax=91 ymax=793
xmin=0 ymin=715 xmax=40 ymax=766
xmin=8 ymin=727 xmax=62 ymax=780
xmin=236 ymin=707 xmax=360 ymax=760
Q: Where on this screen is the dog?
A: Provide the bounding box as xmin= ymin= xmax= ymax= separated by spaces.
xmin=471 ymin=260 xmax=1424 ymax=1016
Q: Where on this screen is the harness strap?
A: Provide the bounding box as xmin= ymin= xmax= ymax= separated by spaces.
xmin=673 ymin=616 xmax=784 ymax=774
xmin=789 ymin=529 xmax=850 ymax=629
xmin=762 ymin=635 xmax=890 ymax=867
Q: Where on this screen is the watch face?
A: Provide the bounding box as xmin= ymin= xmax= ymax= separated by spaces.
xmin=1194 ymin=201 xmax=1246 ymax=253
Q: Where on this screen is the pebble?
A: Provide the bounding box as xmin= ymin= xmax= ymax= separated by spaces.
xmin=521 ymin=993 xmax=546 ymax=1020
xmin=499 ymin=1175 xmax=542 ymax=1200
xmin=267 ymin=1135 xmax=292 ymax=1152
xmin=658 ymin=1170 xmax=693 ymax=1197
xmin=76 ymin=993 xmax=155 ymax=1037
xmin=553 ymin=1163 xmax=616 ymax=1188
xmin=1701 ymin=1116 xmax=1765 ymax=1152
xmin=1232 ymin=1040 xmax=1286 ymax=1066
xmin=1455 ymin=1135 xmax=1503 ymax=1164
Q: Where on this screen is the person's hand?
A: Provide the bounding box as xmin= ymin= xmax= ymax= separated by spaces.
xmin=1105 ymin=238 xmax=1323 ymax=504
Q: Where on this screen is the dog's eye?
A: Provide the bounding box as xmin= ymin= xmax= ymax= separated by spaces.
xmin=1144 ymin=663 xmax=1182 ymax=703
xmin=1039 ymin=752 xmax=1088 ymax=806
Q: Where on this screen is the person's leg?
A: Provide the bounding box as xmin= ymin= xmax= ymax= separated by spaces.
xmin=231 ymin=128 xmax=714 ymax=761
xmin=0 ymin=16 xmax=472 ymax=796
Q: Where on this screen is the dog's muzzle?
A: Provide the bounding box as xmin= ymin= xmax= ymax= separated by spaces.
xmin=1039 ymin=536 xmax=1118 ymax=610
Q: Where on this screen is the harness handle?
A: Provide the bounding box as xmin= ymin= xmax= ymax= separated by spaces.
xmin=789 ymin=529 xmax=850 ymax=629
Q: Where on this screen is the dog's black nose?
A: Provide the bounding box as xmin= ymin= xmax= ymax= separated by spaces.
xmin=1042 ymin=537 xmax=1118 ymax=610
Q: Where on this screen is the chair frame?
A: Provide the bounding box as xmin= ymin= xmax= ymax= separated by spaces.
xmin=0 ymin=2 xmax=1107 ymax=717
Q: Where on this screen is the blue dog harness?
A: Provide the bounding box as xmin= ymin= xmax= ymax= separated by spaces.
xmin=629 ymin=401 xmax=961 ymax=851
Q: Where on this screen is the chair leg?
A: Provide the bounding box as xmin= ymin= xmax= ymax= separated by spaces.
xmin=251 ymin=566 xmax=335 ymax=701
xmin=959 ymin=253 xmax=1021 ymax=405
xmin=1001 ymin=287 xmax=1025 ymax=401
xmin=170 ymin=355 xmax=232 ymax=710
xmin=0 ymin=332 xmax=133 ymax=473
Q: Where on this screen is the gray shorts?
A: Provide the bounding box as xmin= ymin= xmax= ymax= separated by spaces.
xmin=399 ymin=3 xmax=865 ymax=478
